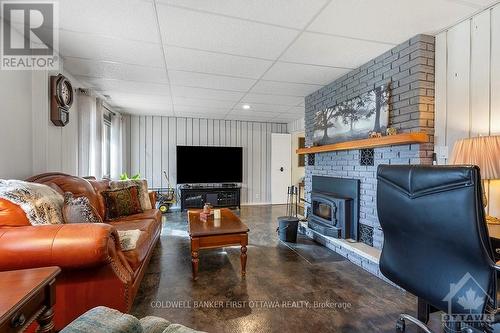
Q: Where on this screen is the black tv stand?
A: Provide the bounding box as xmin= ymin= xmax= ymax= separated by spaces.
xmin=180 ymin=185 xmax=241 ymax=211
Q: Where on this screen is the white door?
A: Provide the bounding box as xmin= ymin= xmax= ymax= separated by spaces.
xmin=271 ymin=133 xmax=292 ymax=204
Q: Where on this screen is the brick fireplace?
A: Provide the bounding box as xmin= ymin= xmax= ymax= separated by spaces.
xmin=303 ymin=34 xmax=435 ymax=252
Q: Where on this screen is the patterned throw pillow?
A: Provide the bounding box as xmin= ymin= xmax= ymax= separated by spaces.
xmin=63 ymin=192 xmax=102 ymax=224
xmin=109 ymin=179 xmax=152 ymax=210
xmin=101 ymin=186 xmax=143 ymax=220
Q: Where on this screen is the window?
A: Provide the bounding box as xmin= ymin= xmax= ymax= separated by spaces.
xmin=102 ymin=112 xmax=111 ymax=179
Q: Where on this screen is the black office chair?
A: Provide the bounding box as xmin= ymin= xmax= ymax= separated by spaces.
xmin=377 ymin=165 xmax=499 ymax=333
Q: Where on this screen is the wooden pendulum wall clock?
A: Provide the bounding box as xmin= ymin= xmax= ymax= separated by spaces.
xmin=50 ymin=74 xmax=74 ymax=126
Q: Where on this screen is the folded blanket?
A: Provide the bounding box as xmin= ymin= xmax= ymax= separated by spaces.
xmin=118 ymin=229 xmax=143 ymax=251
xmin=0 ymin=179 xmax=64 ymax=225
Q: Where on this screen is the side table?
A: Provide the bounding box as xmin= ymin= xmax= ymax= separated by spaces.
xmin=0 ymin=267 xmax=61 ymax=333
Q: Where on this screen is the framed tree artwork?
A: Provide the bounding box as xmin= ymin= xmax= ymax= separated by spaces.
xmin=313 ymin=85 xmax=390 ymax=145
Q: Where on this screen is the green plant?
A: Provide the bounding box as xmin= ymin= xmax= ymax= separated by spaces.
xmin=119 ymin=172 xmax=141 ymax=180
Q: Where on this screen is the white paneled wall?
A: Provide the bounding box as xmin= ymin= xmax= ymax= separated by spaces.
xmin=0 ymin=70 xmax=33 ymax=179
xmin=125 ymin=116 xmax=287 ymax=205
xmin=32 ymin=69 xmax=80 ymax=176
xmin=435 ymin=3 xmax=500 ymax=216
xmin=287 ymin=117 xmax=304 ymax=133
xmin=0 ymin=66 xmax=81 ymax=179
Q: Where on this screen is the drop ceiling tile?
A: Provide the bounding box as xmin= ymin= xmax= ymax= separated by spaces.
xmin=172 ymin=96 xmax=235 ymax=108
xmin=165 ymin=46 xmax=272 ymax=79
xmin=233 ymin=103 xmax=292 ymax=113
xmin=63 ymin=57 xmax=167 ymax=83
xmin=250 ymin=80 xmax=322 ymax=97
xmin=171 ymin=86 xmax=244 ymax=101
xmin=158 ymin=0 xmax=329 ymax=29
xmin=169 ymin=71 xmax=256 ymax=92
xmin=280 ymin=32 xmax=393 ymax=68
xmin=263 ymin=62 xmax=351 ymax=85
xmin=158 ymin=5 xmax=299 ymax=59
xmin=60 ymin=0 xmax=158 ymax=42
xmin=242 ymin=93 xmax=304 ymax=106
xmin=106 ymin=93 xmax=172 ymax=106
xmin=174 ymin=105 xmax=229 ymax=119
xmin=308 ymin=0 xmax=480 ymax=44
xmin=174 ymin=104 xmax=229 ymax=114
xmin=82 ymin=77 xmax=171 ymax=96
xmin=106 ymin=92 xmax=173 ymax=115
xmin=60 ymin=30 xmax=164 ymax=67
xmin=230 ymin=110 xmax=281 ymax=118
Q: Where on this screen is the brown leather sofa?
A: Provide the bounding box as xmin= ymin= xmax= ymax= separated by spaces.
xmin=0 ymin=173 xmax=161 ymax=330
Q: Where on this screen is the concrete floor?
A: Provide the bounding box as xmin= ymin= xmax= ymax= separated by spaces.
xmin=131 ymin=205 xmax=438 ymax=333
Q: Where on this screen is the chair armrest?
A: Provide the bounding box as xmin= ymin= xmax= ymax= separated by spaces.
xmin=149 ymin=191 xmax=157 ymax=207
xmin=0 ymin=223 xmax=121 ymax=270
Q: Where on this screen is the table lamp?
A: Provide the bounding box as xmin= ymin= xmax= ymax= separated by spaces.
xmin=450 ymin=135 xmax=500 ymax=224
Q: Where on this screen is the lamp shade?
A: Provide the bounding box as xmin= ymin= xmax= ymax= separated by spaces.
xmin=450 ymin=135 xmax=500 ymax=180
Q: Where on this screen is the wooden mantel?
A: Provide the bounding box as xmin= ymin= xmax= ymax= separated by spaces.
xmin=296 ymin=132 xmax=429 ymax=155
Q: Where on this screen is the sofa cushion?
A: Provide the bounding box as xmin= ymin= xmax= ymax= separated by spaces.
xmin=101 ymin=186 xmax=143 ymax=220
xmin=139 ymin=316 xmax=171 ymax=333
xmin=113 ymin=209 xmax=162 ymax=223
xmin=60 ymin=306 xmax=142 ymax=333
xmin=61 ymin=306 xmax=205 ymax=333
xmin=109 ymin=218 xmax=160 ymax=271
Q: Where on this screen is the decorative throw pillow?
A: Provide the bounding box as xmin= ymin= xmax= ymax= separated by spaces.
xmin=62 ymin=192 xmax=102 ymax=224
xmin=109 ymin=179 xmax=152 ymax=210
xmin=117 ymin=229 xmax=142 ymax=251
xmin=101 ymin=186 xmax=143 ymax=220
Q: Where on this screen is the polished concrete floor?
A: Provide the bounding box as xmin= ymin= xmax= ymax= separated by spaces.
xmin=131 ymin=205 xmax=436 ymax=333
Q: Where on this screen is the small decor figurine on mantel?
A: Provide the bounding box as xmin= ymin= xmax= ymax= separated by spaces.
xmin=386 ymin=127 xmax=398 ymax=136
xmin=368 ymin=131 xmax=382 ymax=138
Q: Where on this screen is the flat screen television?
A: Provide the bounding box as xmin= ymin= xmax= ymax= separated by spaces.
xmin=176 ymin=146 xmax=243 ymax=184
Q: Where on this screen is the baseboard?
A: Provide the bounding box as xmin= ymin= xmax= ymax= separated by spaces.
xmin=240 ymin=202 xmax=272 ymax=206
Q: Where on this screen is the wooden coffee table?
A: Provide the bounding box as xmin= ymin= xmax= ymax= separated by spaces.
xmin=188 ymin=208 xmax=249 ymax=280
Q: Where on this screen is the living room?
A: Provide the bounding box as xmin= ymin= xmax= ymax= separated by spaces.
xmin=1 ymin=1 xmax=500 ymax=332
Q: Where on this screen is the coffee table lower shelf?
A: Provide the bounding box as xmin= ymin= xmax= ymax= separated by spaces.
xmin=190 ymin=233 xmax=248 ymax=280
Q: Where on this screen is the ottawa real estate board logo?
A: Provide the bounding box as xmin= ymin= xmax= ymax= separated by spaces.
xmin=1 ymin=1 xmax=59 ymax=70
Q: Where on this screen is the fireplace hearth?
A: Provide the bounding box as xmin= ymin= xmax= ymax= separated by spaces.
xmin=308 ymin=176 xmax=360 ymax=241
